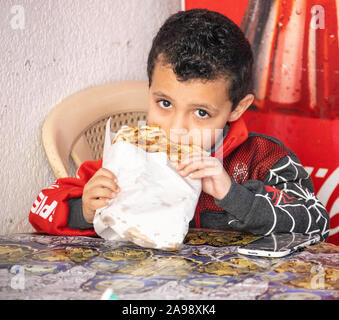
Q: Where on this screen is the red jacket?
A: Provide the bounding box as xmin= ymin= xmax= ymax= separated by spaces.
xmin=29 ymin=118 xmax=330 ymax=240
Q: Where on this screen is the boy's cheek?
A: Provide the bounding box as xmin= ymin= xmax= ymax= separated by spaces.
xmin=147 ymin=104 xmax=161 ymax=124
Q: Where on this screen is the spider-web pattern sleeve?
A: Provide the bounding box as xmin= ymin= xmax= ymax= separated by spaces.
xmin=214 ymin=154 xmax=330 ymax=241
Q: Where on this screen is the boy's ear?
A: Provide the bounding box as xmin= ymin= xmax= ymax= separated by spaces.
xmin=228 ymin=94 xmax=254 ymax=122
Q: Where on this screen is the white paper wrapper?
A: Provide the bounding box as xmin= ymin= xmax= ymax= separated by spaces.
xmin=93 ymin=119 xmax=202 ymax=250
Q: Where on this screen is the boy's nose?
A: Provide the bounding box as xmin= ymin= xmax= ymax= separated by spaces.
xmin=168 ymin=115 xmax=189 ymax=142
xmin=169 ymin=114 xmax=188 ymax=131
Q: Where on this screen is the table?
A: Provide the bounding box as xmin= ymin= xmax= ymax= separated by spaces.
xmin=0 ymin=230 xmax=338 ymax=300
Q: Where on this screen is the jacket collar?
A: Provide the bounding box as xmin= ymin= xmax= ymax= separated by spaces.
xmin=211 ymin=117 xmax=248 ymax=160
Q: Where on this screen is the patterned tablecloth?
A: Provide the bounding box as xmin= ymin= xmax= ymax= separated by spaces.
xmin=0 ymin=230 xmax=338 ymax=300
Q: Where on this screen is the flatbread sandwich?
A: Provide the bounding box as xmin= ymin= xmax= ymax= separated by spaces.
xmin=112 ymin=124 xmax=209 ymax=162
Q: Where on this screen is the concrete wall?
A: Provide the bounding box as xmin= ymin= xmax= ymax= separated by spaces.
xmin=0 ymin=0 xmax=181 ymax=234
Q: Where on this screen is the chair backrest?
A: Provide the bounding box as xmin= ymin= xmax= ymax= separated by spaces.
xmin=42 ymin=80 xmax=149 ymax=178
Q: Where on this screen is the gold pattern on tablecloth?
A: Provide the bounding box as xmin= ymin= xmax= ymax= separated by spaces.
xmin=0 ymin=244 xmax=37 ymax=264
xmin=103 ymin=246 xmax=153 ymax=262
xmin=31 ymin=248 xmax=71 ymax=262
xmin=65 ymin=247 xmax=100 ymax=263
xmin=284 ymin=267 xmax=339 ymax=291
xmin=305 ymin=242 xmax=339 ymax=254
xmin=272 ymin=259 xmax=320 ymax=274
xmin=184 ymin=231 xmax=259 ymax=247
xmin=197 ymin=257 xmax=263 ymax=276
xmin=117 ymin=255 xmax=201 ymax=277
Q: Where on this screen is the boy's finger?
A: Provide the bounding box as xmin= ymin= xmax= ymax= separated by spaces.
xmin=91 ymin=176 xmax=120 ymax=192
xmin=180 ymin=152 xmax=212 ymax=164
xmin=181 ymin=152 xmax=205 ymax=161
xmin=97 ymin=168 xmax=118 ymax=183
xmin=176 ymin=156 xmax=214 ymax=171
xmin=187 ymin=169 xmax=206 ymax=179
xmin=91 ymin=198 xmax=111 ymax=210
xmin=90 ymin=187 xmax=117 ymax=200
xmin=175 ymin=155 xmax=204 ymax=170
xmin=179 ymin=160 xmax=216 ymax=177
xmin=188 ymin=166 xmax=222 ymax=179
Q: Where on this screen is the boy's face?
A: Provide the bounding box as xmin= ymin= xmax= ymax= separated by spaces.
xmin=147 ymin=60 xmax=252 ymax=151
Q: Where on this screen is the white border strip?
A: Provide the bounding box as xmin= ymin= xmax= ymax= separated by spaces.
xmin=181 ymin=0 xmax=185 ymax=11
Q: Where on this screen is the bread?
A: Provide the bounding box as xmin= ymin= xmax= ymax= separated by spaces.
xmin=112 ymin=125 xmax=209 ymax=162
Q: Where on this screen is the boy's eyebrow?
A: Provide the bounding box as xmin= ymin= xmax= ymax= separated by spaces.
xmin=153 ymin=91 xmax=173 ymax=101
xmin=189 ymin=102 xmax=219 ymax=112
xmin=153 ymin=91 xmax=219 ymax=112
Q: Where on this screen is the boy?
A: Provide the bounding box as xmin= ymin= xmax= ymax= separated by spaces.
xmin=29 ymin=9 xmax=329 ymax=240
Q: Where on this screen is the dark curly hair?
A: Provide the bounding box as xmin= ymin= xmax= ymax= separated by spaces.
xmin=147 ymin=9 xmax=253 ymax=110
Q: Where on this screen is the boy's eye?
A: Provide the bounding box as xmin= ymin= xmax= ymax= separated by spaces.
xmin=194 ymin=109 xmax=210 ymax=119
xmin=158 ymin=100 xmax=172 ymax=109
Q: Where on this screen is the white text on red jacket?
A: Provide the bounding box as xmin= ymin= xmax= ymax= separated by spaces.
xmin=31 ymin=192 xmax=58 ymax=222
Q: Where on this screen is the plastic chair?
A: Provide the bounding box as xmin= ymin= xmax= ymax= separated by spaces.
xmin=42 ymin=80 xmax=149 ymax=178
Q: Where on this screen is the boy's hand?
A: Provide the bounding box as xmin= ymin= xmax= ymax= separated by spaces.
xmin=82 ymin=168 xmax=120 ymax=224
xmin=175 ymin=153 xmax=231 ymax=200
